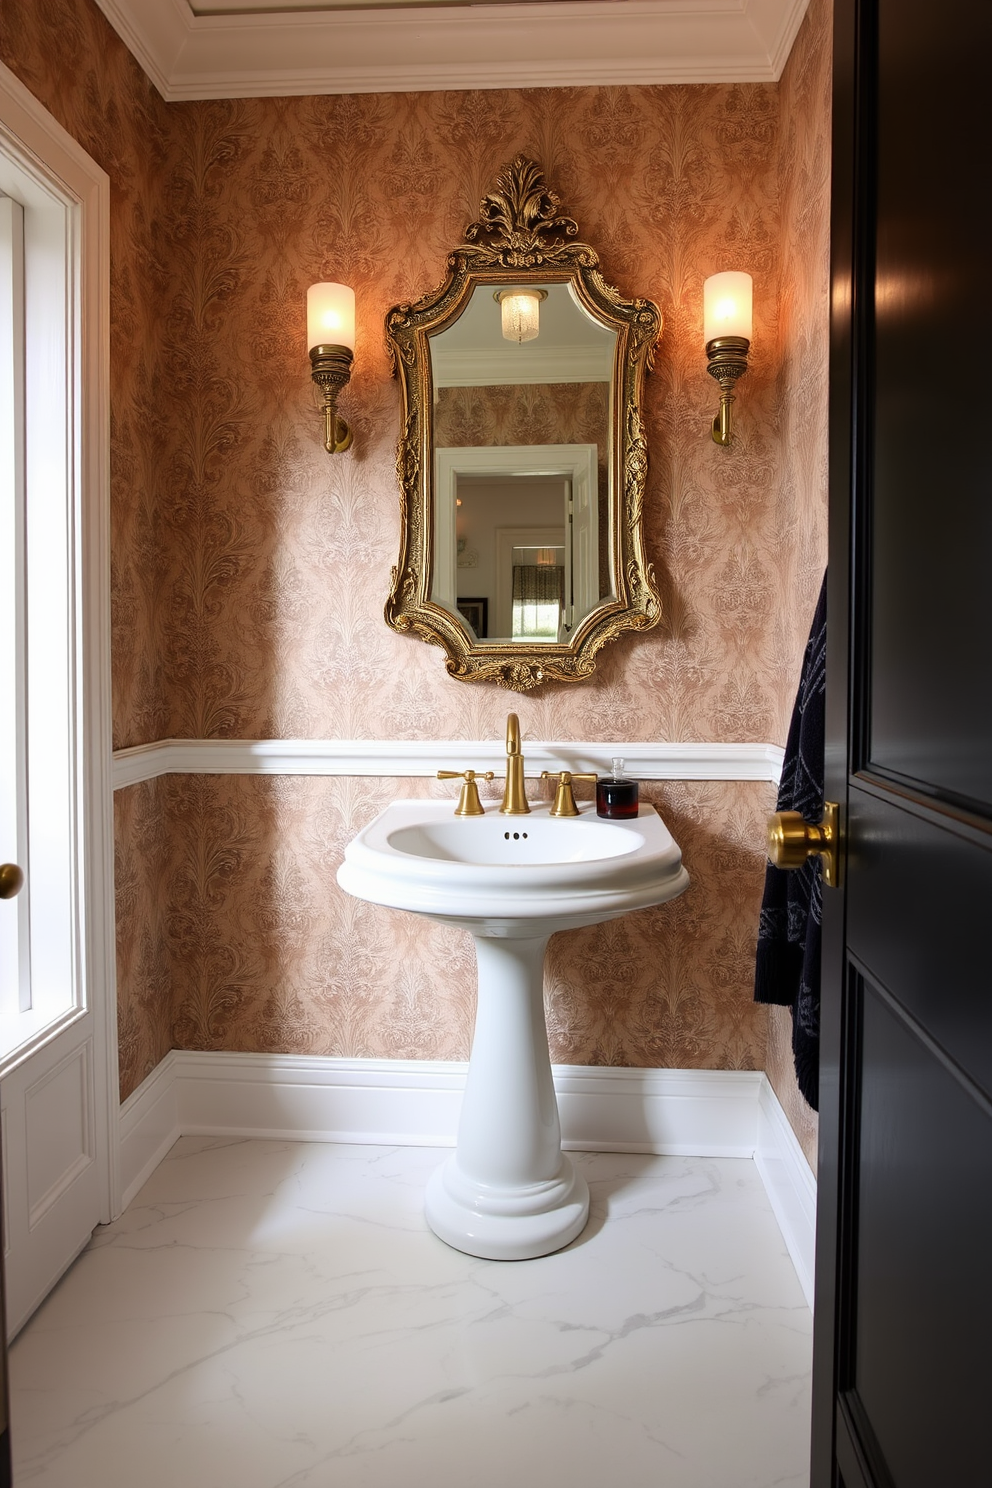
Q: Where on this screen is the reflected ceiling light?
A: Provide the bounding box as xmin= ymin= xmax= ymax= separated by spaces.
xmin=704 ymin=271 xmax=752 ymax=446
xmin=307 ymin=282 xmax=355 ymax=453
xmin=495 ymin=287 xmax=547 ymax=344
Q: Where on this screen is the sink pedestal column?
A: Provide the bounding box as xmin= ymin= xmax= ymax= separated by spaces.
xmin=425 ymin=931 xmax=589 ymax=1261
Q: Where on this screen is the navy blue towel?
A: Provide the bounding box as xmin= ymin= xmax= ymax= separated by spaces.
xmin=754 ymin=573 xmax=826 ymax=1110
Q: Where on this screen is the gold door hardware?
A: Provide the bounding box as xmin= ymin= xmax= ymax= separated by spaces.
xmin=766 ymin=801 xmax=841 ymax=889
xmin=540 ymin=771 xmax=597 ymax=818
xmin=0 ymin=863 xmax=25 ymax=899
xmin=437 ymin=770 xmax=495 ymax=816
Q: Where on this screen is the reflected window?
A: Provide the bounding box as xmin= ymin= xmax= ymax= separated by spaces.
xmin=511 ymin=549 xmax=564 ymax=640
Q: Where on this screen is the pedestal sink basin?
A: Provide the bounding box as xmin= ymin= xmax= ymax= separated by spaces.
xmin=337 ymin=800 xmax=689 ymax=1260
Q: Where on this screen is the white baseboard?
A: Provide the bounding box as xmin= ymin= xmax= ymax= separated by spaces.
xmin=754 ymin=1077 xmax=817 ymax=1308
xmin=118 ymin=1053 xmax=814 ymax=1302
xmin=118 ymin=1052 xmax=181 ymax=1210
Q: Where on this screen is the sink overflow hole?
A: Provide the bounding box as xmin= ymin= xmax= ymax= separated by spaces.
xmin=504 ymin=832 xmax=528 ymax=840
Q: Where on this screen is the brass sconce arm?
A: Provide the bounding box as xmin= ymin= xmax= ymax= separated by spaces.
xmin=705 ymin=335 xmax=750 ymax=446
xmin=309 ymin=343 xmax=354 ymax=454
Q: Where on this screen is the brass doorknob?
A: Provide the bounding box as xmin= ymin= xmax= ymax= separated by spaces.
xmin=766 ymin=802 xmax=840 ymax=888
xmin=0 ymin=863 xmax=25 ymax=900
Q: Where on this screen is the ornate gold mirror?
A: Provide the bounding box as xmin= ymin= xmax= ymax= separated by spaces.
xmin=385 ymin=156 xmax=662 ymax=691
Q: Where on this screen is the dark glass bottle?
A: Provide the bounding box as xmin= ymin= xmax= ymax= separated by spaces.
xmin=596 ymin=757 xmax=639 ymax=819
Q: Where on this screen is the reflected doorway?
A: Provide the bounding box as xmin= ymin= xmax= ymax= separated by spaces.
xmin=433 ymin=444 xmax=606 ymax=644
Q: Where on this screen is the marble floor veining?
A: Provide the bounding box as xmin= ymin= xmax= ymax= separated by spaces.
xmin=9 ymin=1139 xmax=812 ymax=1487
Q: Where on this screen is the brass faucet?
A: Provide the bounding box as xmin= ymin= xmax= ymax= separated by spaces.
xmin=541 ymin=770 xmax=598 ymax=818
xmin=437 ymin=769 xmax=495 ymax=816
xmin=500 ymin=712 xmax=530 ymax=815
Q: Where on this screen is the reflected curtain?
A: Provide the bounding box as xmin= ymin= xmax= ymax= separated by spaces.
xmin=512 ymin=564 xmax=564 ymax=639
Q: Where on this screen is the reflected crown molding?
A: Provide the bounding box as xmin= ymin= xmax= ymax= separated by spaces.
xmin=112 ymin=738 xmax=785 ymax=790
xmin=432 ymin=343 xmax=613 ymax=390
xmin=90 ymin=0 xmax=812 ymax=101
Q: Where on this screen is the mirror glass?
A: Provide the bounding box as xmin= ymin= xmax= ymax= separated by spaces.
xmin=429 ymin=282 xmax=616 ymax=644
xmin=385 ymin=155 xmax=662 ymax=691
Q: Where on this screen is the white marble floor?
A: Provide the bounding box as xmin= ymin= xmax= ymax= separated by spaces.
xmin=10 ymin=1139 xmax=812 ymax=1487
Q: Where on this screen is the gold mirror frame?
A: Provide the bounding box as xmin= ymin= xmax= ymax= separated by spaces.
xmin=384 ymin=155 xmax=662 ymax=692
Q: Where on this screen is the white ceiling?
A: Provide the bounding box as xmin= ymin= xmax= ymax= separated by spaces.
xmin=432 ymin=283 xmax=616 ymax=389
xmin=92 ymin=0 xmax=811 ymax=101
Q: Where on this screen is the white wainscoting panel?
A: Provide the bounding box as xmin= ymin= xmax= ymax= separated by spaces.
xmin=113 ymin=738 xmax=784 ymax=790
xmin=119 ymin=1052 xmax=815 ymax=1296
xmin=25 ymin=1043 xmax=95 ymax=1230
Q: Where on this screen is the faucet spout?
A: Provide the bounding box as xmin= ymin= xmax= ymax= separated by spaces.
xmin=500 ymin=712 xmax=530 ymax=815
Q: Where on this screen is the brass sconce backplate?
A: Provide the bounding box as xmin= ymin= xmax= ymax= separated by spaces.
xmin=706 ymin=335 xmax=749 ymax=446
xmin=310 ymin=344 xmax=354 ymax=453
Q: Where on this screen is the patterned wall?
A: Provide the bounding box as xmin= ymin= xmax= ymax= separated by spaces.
xmin=435 ymin=382 xmax=609 ymax=451
xmin=1 ymin=0 xmax=831 ymax=1165
xmin=148 ymin=82 xmax=790 ymax=748
xmin=0 ymin=0 xmax=175 ymax=751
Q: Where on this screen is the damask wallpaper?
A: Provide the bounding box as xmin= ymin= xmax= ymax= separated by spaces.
xmin=0 ymin=0 xmax=175 ymax=751
xmin=1 ymin=0 xmax=831 ymax=1169
xmin=435 ymin=382 xmax=609 ymax=452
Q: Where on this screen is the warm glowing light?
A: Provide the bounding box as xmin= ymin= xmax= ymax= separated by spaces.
xmin=703 ymin=271 xmax=752 ymax=343
xmin=307 ymin=282 xmax=356 ymax=352
xmin=498 ymin=289 xmax=542 ymax=343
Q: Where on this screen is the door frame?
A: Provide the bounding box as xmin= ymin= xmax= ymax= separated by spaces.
xmin=811 ymin=0 xmax=862 ymax=1471
xmin=0 ymin=61 xmax=117 ymax=1311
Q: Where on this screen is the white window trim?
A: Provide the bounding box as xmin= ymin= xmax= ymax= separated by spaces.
xmin=0 ymin=61 xmax=116 ymax=1217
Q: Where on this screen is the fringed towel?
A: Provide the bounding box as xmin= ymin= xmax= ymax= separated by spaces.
xmin=755 ymin=573 xmax=827 ymax=1110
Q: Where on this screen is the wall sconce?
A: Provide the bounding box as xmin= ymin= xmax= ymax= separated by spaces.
xmin=307 ymin=282 xmax=355 ymax=453
xmin=495 ymin=287 xmax=547 ymax=343
xmin=704 ymin=271 xmax=752 ymax=446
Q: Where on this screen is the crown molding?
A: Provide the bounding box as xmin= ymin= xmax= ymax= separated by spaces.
xmin=433 ymin=343 xmax=613 ymax=390
xmin=91 ymin=0 xmax=811 ymax=101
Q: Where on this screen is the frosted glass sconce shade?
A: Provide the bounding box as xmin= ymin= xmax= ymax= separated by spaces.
xmin=307 ymin=282 xmax=355 ymax=353
xmin=703 ymin=272 xmax=752 ymax=447
xmin=703 ymin=272 xmax=753 ymax=343
xmin=307 ymin=282 xmax=355 ymax=453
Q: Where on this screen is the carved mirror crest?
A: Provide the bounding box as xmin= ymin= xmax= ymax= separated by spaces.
xmin=384 ymin=155 xmax=662 ymax=692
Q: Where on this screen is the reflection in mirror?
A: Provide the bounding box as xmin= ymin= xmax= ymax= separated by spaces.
xmin=432 ymin=448 xmax=605 ymax=643
xmin=429 ymin=280 xmax=615 ymax=648
xmin=385 ymin=155 xmax=662 ymax=691
xmin=461 ymin=477 xmax=567 ymax=642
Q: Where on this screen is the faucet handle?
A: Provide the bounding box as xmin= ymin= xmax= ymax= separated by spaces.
xmin=541 ymin=770 xmax=597 ymax=818
xmin=437 ymin=769 xmax=495 ymax=817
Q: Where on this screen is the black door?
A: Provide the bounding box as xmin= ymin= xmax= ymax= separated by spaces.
xmin=812 ymin=1 xmax=992 ymax=1484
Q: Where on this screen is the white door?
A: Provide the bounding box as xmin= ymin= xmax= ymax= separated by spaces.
xmin=0 ymin=67 xmax=115 ymax=1337
xmin=563 ymin=467 xmax=599 ymax=639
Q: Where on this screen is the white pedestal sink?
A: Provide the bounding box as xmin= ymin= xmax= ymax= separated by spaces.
xmin=337 ymin=800 xmax=689 ymax=1260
